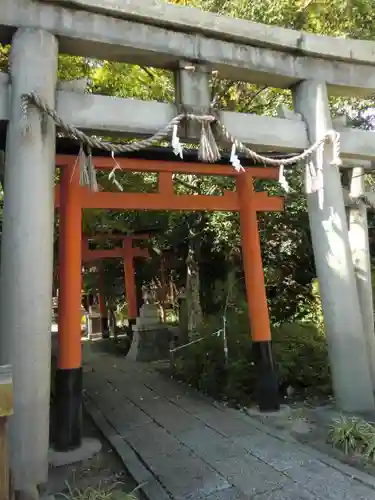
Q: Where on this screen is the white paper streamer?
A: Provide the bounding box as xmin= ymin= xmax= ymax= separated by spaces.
xmin=172 ymin=124 xmax=183 ymax=159
xmin=278 ymin=164 xmax=290 ymax=192
xmin=108 ymin=151 xmax=124 ymax=191
xmin=230 ymin=144 xmax=245 ymax=172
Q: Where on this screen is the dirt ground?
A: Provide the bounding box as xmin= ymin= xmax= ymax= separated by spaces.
xmin=246 ymin=401 xmax=375 ymax=478
xmin=46 ymin=413 xmax=137 ymax=498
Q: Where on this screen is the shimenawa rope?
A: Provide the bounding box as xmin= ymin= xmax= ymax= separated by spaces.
xmin=21 ymin=91 xmax=342 ymax=194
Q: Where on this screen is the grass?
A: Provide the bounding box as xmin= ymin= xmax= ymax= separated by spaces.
xmin=57 ymin=482 xmax=145 ymax=500
xmin=328 ymin=415 xmax=375 ymax=460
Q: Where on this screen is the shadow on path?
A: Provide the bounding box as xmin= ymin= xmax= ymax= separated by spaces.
xmin=83 ymin=345 xmax=375 ymax=500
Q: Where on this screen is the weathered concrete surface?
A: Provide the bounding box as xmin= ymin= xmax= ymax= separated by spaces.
xmin=175 ymin=61 xmax=210 ymax=139
xmin=0 ymin=83 xmax=375 ymax=160
xmin=127 ymin=326 xmax=170 ymax=362
xmin=83 ymin=348 xmax=375 ymax=500
xmin=0 ymin=28 xmax=58 ymax=490
xmin=40 ymin=0 xmax=375 ymax=67
xmin=128 ymin=304 xmax=170 ymax=362
xmin=348 ymin=167 xmax=375 ymax=392
xmin=293 ymin=80 xmax=375 ymax=413
xmin=48 ymin=437 xmax=102 ymax=467
xmin=38 ymin=92 xmax=375 ymax=160
xmin=0 ymin=83 xmax=309 ymax=152
xmin=1 ymin=0 xmax=375 ymax=95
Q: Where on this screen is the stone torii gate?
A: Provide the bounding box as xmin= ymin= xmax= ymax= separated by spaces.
xmin=1 ymin=0 xmax=375 ymax=495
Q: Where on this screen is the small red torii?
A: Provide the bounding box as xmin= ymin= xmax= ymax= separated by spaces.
xmin=82 ymin=233 xmax=150 ymax=321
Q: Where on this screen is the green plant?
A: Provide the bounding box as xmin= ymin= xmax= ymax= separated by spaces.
xmin=364 ymin=433 xmax=375 ymax=461
xmin=58 ymin=482 xmax=142 ymax=500
xmin=297 ymin=279 xmax=324 ymax=330
xmin=328 ymin=416 xmax=375 ymax=456
xmin=272 ymin=322 xmax=331 ymax=395
xmin=173 ymin=331 xmax=229 ymax=399
xmin=171 ymin=312 xmax=331 ymax=406
xmin=223 ymin=358 xmax=255 ymax=406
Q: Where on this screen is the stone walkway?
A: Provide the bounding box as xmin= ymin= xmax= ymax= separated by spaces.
xmin=83 ymin=347 xmax=375 ymax=500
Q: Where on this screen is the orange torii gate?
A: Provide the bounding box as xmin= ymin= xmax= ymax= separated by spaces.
xmin=54 ymin=154 xmax=284 ymax=452
xmin=82 ymin=233 xmax=150 ymax=336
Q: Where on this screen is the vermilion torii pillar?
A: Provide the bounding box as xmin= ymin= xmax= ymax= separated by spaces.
xmin=236 ymin=171 xmax=279 ymax=411
xmin=82 ymin=234 xmax=150 ymax=331
xmin=55 ymin=160 xmax=83 ymax=452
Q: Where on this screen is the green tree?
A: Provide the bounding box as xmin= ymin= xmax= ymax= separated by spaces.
xmin=2 ymin=0 xmax=374 ymax=327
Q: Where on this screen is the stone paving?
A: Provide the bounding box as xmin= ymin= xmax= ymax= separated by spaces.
xmin=83 ymin=347 xmax=375 ymax=500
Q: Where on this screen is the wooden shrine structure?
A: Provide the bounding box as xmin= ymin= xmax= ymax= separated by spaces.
xmin=1 ymin=0 xmax=375 ymax=495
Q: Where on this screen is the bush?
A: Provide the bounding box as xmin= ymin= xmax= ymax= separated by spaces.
xmin=173 ymin=333 xmax=228 ymax=400
xmin=171 ymin=314 xmax=331 ymax=406
xmin=272 ymin=322 xmax=331 ymax=394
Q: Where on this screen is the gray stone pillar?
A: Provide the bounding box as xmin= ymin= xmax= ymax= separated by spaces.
xmin=293 ymin=80 xmax=375 ymax=412
xmin=348 ymin=166 xmax=375 ymax=391
xmin=0 ymin=28 xmax=58 ymax=491
xmin=174 ymin=61 xmax=211 ymax=138
xmin=174 ymin=62 xmax=209 ymax=337
xmin=0 ymin=150 xmax=5 ymax=190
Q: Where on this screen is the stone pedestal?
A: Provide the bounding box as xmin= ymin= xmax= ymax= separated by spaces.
xmin=127 ymin=304 xmax=170 ymax=361
xmin=87 ymin=305 xmax=102 ymax=340
xmin=91 ymin=315 xmax=102 ymax=337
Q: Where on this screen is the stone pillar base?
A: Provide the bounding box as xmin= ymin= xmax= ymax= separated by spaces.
xmin=128 ymin=326 xmax=170 ymax=362
xmin=49 ymin=437 xmax=101 ymax=467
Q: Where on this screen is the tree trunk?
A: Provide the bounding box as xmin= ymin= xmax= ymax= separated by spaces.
xmin=186 ymin=238 xmax=203 ymax=339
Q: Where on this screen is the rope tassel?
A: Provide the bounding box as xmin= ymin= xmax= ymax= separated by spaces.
xmin=198 ymin=120 xmax=221 ymax=163
xmin=78 ymin=145 xmax=98 ymax=192
xmin=87 ymin=149 xmax=99 ymax=192
xmin=79 ymin=146 xmax=89 ymax=186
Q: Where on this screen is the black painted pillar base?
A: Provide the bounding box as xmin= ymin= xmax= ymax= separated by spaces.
xmin=128 ymin=318 xmax=136 ymax=330
xmin=101 ymin=317 xmax=110 ymax=339
xmin=252 ymin=341 xmax=280 ymax=412
xmin=126 ymin=318 xmax=136 ymax=346
xmin=54 ymin=367 xmax=82 ymax=452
